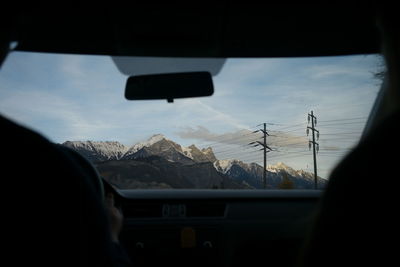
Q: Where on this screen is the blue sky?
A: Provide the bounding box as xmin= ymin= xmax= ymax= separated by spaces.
xmin=0 ymin=51 xmax=382 ymax=178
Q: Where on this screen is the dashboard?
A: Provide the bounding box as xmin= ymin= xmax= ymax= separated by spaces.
xmin=112 ymin=189 xmax=322 ymax=267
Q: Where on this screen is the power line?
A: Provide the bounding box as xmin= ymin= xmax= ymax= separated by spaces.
xmin=196 ymin=131 xmax=260 ymax=148
xmin=191 ymin=117 xmax=363 ymax=175
xmin=270 ymin=139 xmax=308 ymax=146
xmin=317 ymin=126 xmax=365 ymax=130
xmin=267 ymin=122 xmax=308 ymax=131
xmin=211 ymin=128 xmax=356 ymax=164
xmin=318 ymin=121 xmax=366 ymax=126
xmin=319 ymin=131 xmax=361 ymax=136
xmin=319 ymin=137 xmax=359 ymax=142
xmin=317 ymin=116 xmax=367 ymax=123
xmin=215 ymin=148 xmax=261 ymax=158
xmin=276 ymin=127 xmax=308 ymax=133
xmin=267 ymin=153 xmax=311 ymax=161
xmin=218 ymin=154 xmax=262 ymax=162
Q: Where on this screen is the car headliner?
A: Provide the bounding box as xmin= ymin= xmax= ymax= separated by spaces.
xmin=8 ymin=5 xmax=380 ymax=58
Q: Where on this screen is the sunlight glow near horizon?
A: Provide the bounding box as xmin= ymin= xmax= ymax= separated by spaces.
xmin=0 ymin=52 xmax=382 ymax=179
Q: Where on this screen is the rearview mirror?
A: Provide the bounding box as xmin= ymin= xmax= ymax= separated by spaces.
xmin=125 ymin=72 xmax=214 ymax=103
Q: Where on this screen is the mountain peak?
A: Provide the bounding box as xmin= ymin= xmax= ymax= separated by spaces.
xmin=182 ymin=144 xmax=216 ymax=163
xmin=268 ymin=162 xmax=299 ymax=177
xmin=188 ymin=144 xmax=199 ymax=150
xmin=148 ymin=134 xmax=166 ymax=142
xmin=267 ymin=162 xmax=291 ymax=170
xmin=201 ymin=147 xmax=216 ymax=162
xmin=214 ymin=159 xmax=241 ymax=174
xmin=127 ymin=134 xmax=167 ymax=154
xmin=201 ymin=147 xmax=213 ymax=154
xmin=274 ymin=162 xmax=291 ymax=169
xmin=62 ymin=140 xmax=128 ymax=161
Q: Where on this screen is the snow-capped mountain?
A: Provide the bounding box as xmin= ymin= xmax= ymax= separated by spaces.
xmin=124 ymin=134 xmax=166 ymax=155
xmin=62 ymin=134 xmax=217 ymax=164
xmin=268 ymin=162 xmax=304 ymax=177
xmin=62 ymin=135 xmax=327 ymax=189
xmin=62 ymin=141 xmax=128 ymax=162
xmin=121 ymin=134 xmax=217 ymax=163
xmin=214 ymin=159 xmax=240 ymax=174
xmin=124 ymin=138 xmax=193 ymax=163
xmin=214 ymin=159 xmax=327 ymax=189
xmin=185 ymin=145 xmax=217 ymax=163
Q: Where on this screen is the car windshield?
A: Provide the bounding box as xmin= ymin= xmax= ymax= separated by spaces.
xmin=0 ymin=51 xmax=383 ymax=189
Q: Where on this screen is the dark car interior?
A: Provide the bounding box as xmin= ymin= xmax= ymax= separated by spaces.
xmin=1 ymin=4 xmax=399 ymax=267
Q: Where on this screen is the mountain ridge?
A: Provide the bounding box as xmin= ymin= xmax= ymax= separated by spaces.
xmin=213 ymin=159 xmax=327 ymax=189
xmin=61 ymin=134 xmax=216 ymax=164
xmin=62 ymin=135 xmax=327 ymax=189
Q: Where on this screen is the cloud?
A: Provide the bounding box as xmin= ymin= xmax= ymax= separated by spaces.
xmin=268 ymin=131 xmax=308 ymax=148
xmin=307 ymin=64 xmax=367 ymax=80
xmin=176 ymin=125 xmax=215 ymax=141
xmin=176 ymin=126 xmax=309 ymax=150
xmin=60 ymin=55 xmax=86 ymax=80
xmin=176 ymin=126 xmax=259 ymax=146
xmin=194 ymin=100 xmax=249 ymax=129
xmin=0 ymin=89 xmax=129 ymax=142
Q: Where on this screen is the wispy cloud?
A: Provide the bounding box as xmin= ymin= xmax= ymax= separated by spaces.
xmin=176 ymin=126 xmax=258 ymax=145
xmin=60 ymin=56 xmax=86 ymax=80
xmin=4 ymin=90 xmax=131 ymax=142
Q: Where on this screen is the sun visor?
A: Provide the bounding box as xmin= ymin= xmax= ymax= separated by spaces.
xmin=111 ymin=56 xmax=226 ymax=77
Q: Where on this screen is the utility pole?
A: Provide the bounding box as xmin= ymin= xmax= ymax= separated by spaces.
xmin=262 ymin=123 xmax=267 ymax=189
xmin=249 ymin=123 xmax=272 ymax=189
xmin=307 ymin=111 xmax=320 ymax=190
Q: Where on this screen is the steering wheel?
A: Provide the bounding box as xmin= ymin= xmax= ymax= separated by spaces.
xmin=57 ymin=145 xmax=105 ymax=202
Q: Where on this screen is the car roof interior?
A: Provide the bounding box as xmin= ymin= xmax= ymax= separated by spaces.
xmin=8 ymin=5 xmax=380 ymax=57
xmin=1 ymin=4 xmax=398 ymax=267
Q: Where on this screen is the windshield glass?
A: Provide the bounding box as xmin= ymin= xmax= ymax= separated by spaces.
xmin=0 ymin=52 xmax=383 ymax=189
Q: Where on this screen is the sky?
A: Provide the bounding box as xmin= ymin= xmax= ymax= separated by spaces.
xmin=0 ymin=51 xmax=383 ymax=178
